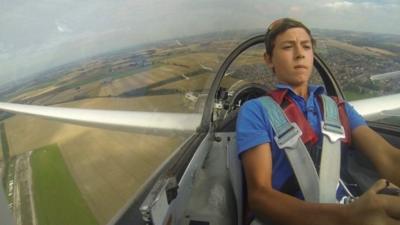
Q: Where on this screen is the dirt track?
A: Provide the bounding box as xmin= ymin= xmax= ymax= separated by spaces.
xmin=11 ymin=152 xmax=36 ymax=225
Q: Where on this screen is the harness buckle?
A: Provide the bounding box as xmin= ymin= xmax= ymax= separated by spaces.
xmin=321 ymin=121 xmax=345 ymax=143
xmin=274 ymin=122 xmax=303 ymax=149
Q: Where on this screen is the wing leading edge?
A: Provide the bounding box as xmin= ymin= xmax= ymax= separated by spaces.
xmin=350 ymin=93 xmax=400 ymax=120
xmin=0 ymin=93 xmax=398 ymax=134
xmin=0 ymin=102 xmax=202 ymax=135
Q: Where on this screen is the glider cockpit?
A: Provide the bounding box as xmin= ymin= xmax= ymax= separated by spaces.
xmin=135 ymin=34 xmax=400 ymax=225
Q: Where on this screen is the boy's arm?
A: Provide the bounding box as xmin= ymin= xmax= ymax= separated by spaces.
xmin=241 ymin=142 xmax=400 ymax=225
xmin=352 ymin=125 xmax=400 ymax=186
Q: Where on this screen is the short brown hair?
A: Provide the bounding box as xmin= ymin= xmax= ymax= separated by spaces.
xmin=265 ymin=18 xmax=316 ymax=56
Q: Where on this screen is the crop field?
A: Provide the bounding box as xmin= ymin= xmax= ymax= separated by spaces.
xmin=343 ymin=90 xmax=378 ymax=101
xmin=31 ymin=144 xmax=98 ymax=225
xmin=153 ymin=72 xmax=214 ymax=92
xmin=10 ymin=85 xmax=59 ymax=103
xmin=98 ymin=65 xmax=187 ymax=97
xmin=4 ymin=94 xmax=191 ymax=224
xmin=162 ymin=52 xmax=220 ymax=70
xmin=28 ymin=81 xmax=101 ymax=105
xmin=322 ymin=39 xmax=394 ymax=56
xmin=364 ymin=47 xmax=396 ymax=56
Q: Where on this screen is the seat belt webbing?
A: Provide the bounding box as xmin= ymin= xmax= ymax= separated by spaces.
xmin=319 ymin=95 xmax=345 ymax=203
xmin=259 ymin=96 xmax=320 ymax=202
xmin=260 ymin=95 xmax=345 ymax=203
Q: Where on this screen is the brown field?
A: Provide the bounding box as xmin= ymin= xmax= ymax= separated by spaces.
xmin=96 ymin=52 xmax=223 ymax=97
xmin=10 ymin=85 xmax=59 ymax=103
xmin=198 ymin=40 xmax=241 ymax=52
xmin=364 ymin=47 xmax=397 ymax=56
xmin=60 ymin=94 xmax=191 ymax=112
xmin=163 ymin=52 xmax=220 ymax=70
xmin=154 ymin=72 xmax=214 ymax=92
xmin=323 ymin=39 xmax=396 ymax=57
xmin=31 ymin=81 xmax=102 ymax=105
xmin=54 ymin=59 xmax=109 ymax=86
xmin=4 ymin=94 xmax=191 ymax=224
xmin=57 ymin=70 xmax=87 ymax=84
xmin=98 ymin=65 xmax=187 ymax=97
xmin=10 ymin=51 xmax=223 ymax=106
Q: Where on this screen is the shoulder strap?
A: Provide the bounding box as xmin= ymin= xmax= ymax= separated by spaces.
xmin=260 ymin=94 xmax=346 ymax=203
xmin=319 ymin=95 xmax=346 ymax=203
xmin=259 ymin=96 xmax=320 ymax=202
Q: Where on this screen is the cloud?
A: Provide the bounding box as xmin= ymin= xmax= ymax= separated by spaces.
xmin=289 ymin=6 xmax=303 ymax=14
xmin=1 ymin=0 xmax=400 ymax=85
xmin=55 ymin=21 xmax=72 ymax=33
xmin=323 ymin=0 xmax=399 ymax=10
xmin=324 ymin=1 xmax=354 ymax=9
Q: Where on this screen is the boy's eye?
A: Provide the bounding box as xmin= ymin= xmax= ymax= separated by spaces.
xmin=303 ymin=45 xmax=311 ymax=49
xmin=283 ymin=45 xmax=292 ymax=49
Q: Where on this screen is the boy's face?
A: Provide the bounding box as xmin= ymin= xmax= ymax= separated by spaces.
xmin=264 ymin=27 xmax=314 ymax=88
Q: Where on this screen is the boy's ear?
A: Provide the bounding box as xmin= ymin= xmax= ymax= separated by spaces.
xmin=264 ymin=52 xmax=274 ymax=70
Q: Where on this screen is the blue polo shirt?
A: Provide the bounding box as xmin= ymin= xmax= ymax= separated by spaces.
xmin=236 ymin=84 xmax=366 ymax=199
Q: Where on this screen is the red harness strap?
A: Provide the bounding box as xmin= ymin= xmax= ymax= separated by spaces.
xmin=269 ymin=89 xmax=351 ymax=144
xmin=269 ymin=89 xmax=351 ymax=145
xmin=329 ymin=96 xmax=352 ymax=145
xmin=270 ymin=89 xmax=318 ymax=145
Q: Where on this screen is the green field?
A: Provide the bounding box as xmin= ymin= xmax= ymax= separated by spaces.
xmin=31 ymin=144 xmax=98 ymax=225
xmin=343 ymin=90 xmax=377 ymax=101
xmin=1 ymin=122 xmax=10 ymax=191
xmin=1 ymin=123 xmax=10 ymax=161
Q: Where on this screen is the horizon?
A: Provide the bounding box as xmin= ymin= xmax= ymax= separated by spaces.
xmin=1 ymin=27 xmax=399 ymax=93
xmin=1 ymin=0 xmax=400 ymax=87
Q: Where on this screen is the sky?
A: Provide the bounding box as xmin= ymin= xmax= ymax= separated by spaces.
xmin=0 ymin=0 xmax=399 ymax=87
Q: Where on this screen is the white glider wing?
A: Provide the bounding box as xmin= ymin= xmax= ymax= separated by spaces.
xmin=0 ymin=93 xmax=398 ymax=134
xmin=350 ymin=93 xmax=400 ymax=120
xmin=370 ymin=70 xmax=400 ymax=81
xmin=0 ymin=102 xmax=202 ymax=134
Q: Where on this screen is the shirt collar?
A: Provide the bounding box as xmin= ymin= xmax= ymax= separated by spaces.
xmin=275 ymin=83 xmax=326 ymax=99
